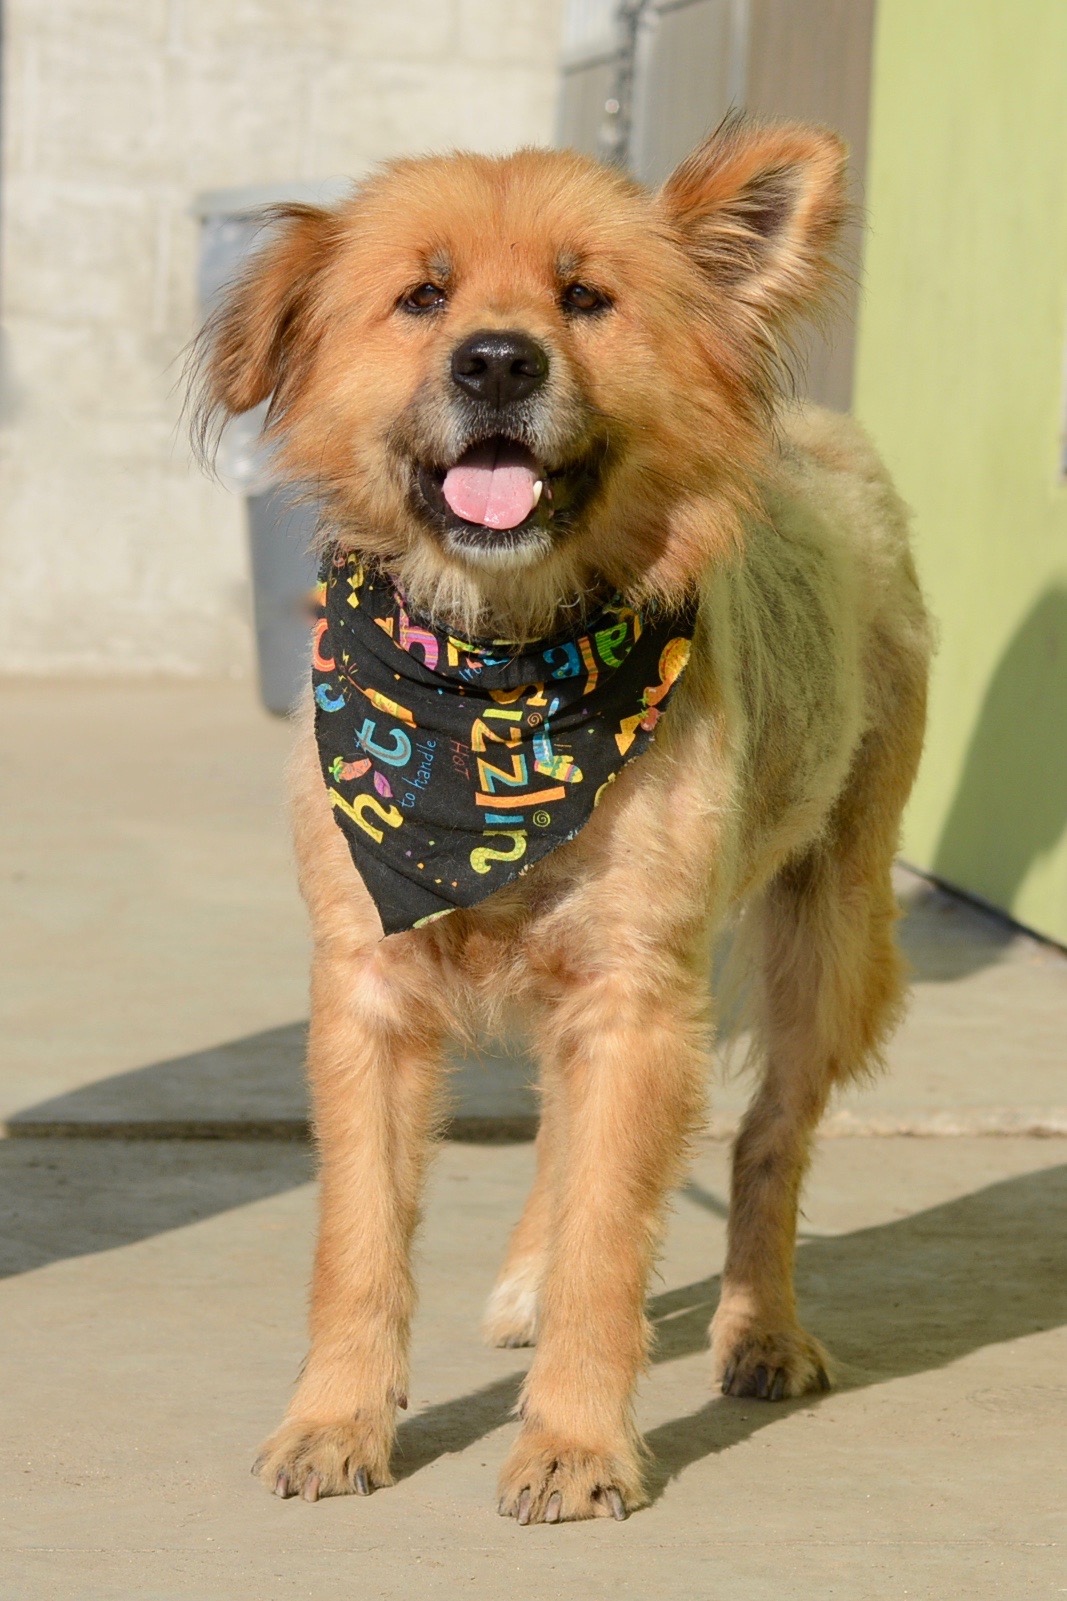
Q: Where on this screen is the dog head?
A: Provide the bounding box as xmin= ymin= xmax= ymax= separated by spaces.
xmin=194 ymin=117 xmax=845 ymax=635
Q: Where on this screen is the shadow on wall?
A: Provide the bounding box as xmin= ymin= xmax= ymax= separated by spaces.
xmin=932 ymin=586 xmax=1067 ymax=932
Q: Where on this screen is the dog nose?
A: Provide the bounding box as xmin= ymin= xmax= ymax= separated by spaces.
xmin=450 ymin=330 xmax=549 ymax=407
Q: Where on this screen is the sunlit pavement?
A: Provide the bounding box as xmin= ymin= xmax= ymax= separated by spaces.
xmin=2 ymin=681 xmax=1063 ymax=1599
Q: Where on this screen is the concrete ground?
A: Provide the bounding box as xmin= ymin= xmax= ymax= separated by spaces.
xmin=2 ymin=680 xmax=1065 ymax=1599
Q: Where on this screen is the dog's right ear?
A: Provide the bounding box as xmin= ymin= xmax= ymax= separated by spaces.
xmin=192 ymin=203 xmax=339 ymax=448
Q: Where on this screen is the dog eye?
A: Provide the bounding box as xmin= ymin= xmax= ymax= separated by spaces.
xmin=401 ymin=283 xmax=447 ymax=314
xmin=561 ymin=282 xmax=609 ymax=315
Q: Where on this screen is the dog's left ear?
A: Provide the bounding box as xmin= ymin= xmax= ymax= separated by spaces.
xmin=655 ymin=115 xmax=847 ymax=335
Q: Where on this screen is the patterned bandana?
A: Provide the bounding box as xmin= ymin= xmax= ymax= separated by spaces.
xmin=312 ymin=550 xmax=696 ymax=936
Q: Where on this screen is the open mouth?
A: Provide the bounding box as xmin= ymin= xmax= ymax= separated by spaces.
xmin=442 ymin=438 xmax=545 ymax=530
xmin=414 ymin=436 xmax=601 ymax=563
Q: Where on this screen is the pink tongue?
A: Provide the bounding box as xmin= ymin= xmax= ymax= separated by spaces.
xmin=442 ymin=441 xmax=538 ymax=530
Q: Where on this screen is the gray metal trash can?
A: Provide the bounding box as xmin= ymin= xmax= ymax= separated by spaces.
xmin=193 ymin=180 xmax=355 ymax=715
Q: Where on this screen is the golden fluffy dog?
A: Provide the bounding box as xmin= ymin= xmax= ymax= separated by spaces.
xmin=195 ymin=115 xmax=931 ymax=1523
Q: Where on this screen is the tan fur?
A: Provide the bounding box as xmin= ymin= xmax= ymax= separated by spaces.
xmin=196 ymin=118 xmax=931 ymax=1522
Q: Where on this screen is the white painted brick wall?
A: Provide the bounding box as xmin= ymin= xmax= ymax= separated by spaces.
xmin=0 ymin=0 xmax=565 ymax=674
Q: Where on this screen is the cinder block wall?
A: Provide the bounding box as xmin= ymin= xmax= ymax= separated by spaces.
xmin=0 ymin=1 xmax=564 ymax=675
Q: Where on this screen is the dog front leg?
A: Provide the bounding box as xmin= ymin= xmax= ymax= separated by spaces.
xmin=497 ymin=964 xmax=707 ymax=1522
xmin=255 ymin=939 xmax=444 ymax=1500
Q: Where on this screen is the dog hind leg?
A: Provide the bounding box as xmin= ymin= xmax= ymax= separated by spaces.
xmin=713 ymin=711 xmax=923 ymax=1400
xmin=482 ymin=1081 xmax=564 ymax=1348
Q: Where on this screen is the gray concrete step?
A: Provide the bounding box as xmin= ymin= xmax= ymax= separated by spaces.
xmin=2 ymin=682 xmax=1064 ymax=1142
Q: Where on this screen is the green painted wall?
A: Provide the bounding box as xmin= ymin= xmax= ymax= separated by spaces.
xmin=853 ymin=0 xmax=1067 ymax=944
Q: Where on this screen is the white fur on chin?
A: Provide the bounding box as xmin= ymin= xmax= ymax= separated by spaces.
xmin=444 ymin=528 xmax=555 ymax=571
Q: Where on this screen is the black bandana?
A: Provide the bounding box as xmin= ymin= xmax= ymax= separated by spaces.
xmin=311 ymin=551 xmax=696 ymax=936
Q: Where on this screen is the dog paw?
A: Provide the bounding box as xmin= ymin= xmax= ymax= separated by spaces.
xmin=483 ymin=1264 xmax=540 ymax=1348
xmin=712 ymin=1318 xmax=833 ymax=1400
xmin=253 ymin=1414 xmax=396 ymax=1501
xmin=497 ymin=1428 xmax=645 ymax=1524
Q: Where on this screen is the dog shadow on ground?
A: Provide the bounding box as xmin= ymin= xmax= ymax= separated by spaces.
xmin=1 ymin=1129 xmax=1063 ymax=1499
xmin=391 ymin=1161 xmax=1067 ymax=1498
xmin=0 ymin=1135 xmax=316 ymax=1281
xmin=893 ymin=872 xmax=1028 ymax=983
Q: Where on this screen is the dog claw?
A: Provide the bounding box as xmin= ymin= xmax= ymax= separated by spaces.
xmin=604 ymin=1487 xmax=627 ymax=1521
xmin=722 ymin=1360 xmax=737 ymax=1393
xmin=251 ymin=1455 xmax=265 ymax=1476
xmin=274 ymin=1472 xmax=291 ymax=1499
xmin=354 ymin=1467 xmax=370 ymax=1496
xmin=770 ymin=1369 xmax=786 ymax=1401
xmin=517 ymin=1489 xmax=533 ymax=1526
xmin=545 ymin=1492 xmax=562 ymax=1523
xmin=303 ymin=1473 xmax=321 ymax=1503
xmin=755 ymin=1364 xmax=770 ymax=1399
xmin=816 ymin=1365 xmax=831 ymax=1392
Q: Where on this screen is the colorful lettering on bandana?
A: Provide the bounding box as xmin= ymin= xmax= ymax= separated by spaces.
xmin=312 ymin=551 xmax=697 ymax=937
